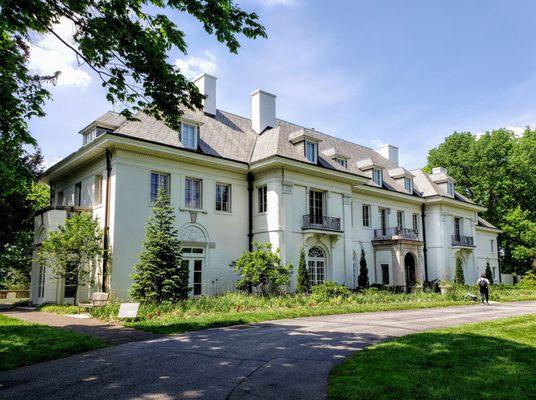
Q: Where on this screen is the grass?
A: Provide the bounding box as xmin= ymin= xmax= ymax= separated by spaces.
xmin=329 ymin=314 xmax=536 ymax=400
xmin=0 ymin=314 xmax=108 ymax=371
xmin=40 ymin=285 xmax=536 ymax=335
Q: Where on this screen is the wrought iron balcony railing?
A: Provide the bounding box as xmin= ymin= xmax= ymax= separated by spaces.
xmin=302 ymin=215 xmax=342 ymax=232
xmin=452 ymin=234 xmax=474 ymax=247
xmin=373 ymin=227 xmax=419 ymax=240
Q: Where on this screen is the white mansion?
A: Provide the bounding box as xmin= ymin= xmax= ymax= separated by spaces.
xmin=31 ymin=74 xmax=500 ymax=304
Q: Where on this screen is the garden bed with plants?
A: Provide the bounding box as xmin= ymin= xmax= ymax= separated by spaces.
xmin=40 ymin=283 xmax=536 ymax=335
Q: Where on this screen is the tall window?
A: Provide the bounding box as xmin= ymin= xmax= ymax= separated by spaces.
xmin=454 ymin=217 xmax=462 ymax=237
xmin=404 ymin=177 xmax=413 ymax=193
xmin=185 ymin=178 xmax=202 ymax=209
xmin=372 ymin=168 xmax=383 ymax=186
xmin=74 ymin=182 xmax=82 ymax=207
xmin=491 ymin=239 xmax=495 ymax=252
xmin=181 ymin=123 xmax=198 ymax=149
xmin=309 ymin=190 xmax=324 ymax=224
xmin=94 ymin=174 xmax=103 ymax=206
xmin=334 ymin=157 xmax=347 ymax=168
xmin=397 ymin=210 xmax=404 ymax=229
xmin=150 ymin=172 xmax=169 ymax=203
xmin=362 ymin=204 xmax=371 ymax=227
xmin=308 ymin=247 xmax=326 ymax=286
xmin=447 ymin=182 xmax=455 ymax=196
xmin=412 ymin=213 xmax=419 ymax=232
xmin=305 ymin=141 xmax=317 ymax=163
xmin=57 ymin=191 xmax=64 ymax=206
xmin=215 ymin=183 xmax=231 ymax=212
xmin=258 ymin=186 xmax=267 ymax=213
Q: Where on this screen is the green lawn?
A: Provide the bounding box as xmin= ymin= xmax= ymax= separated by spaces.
xmin=41 ymin=285 xmax=536 ymax=335
xmin=0 ymin=314 xmax=108 ymax=371
xmin=329 ymin=314 xmax=536 ymax=400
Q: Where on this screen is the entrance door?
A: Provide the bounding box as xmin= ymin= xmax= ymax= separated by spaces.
xmin=37 ymin=265 xmax=46 ymax=304
xmin=309 ymin=190 xmax=324 ymax=225
xmin=307 ymin=247 xmax=326 ymax=286
xmin=404 ymin=253 xmax=416 ymax=292
xmin=380 ymin=208 xmax=388 ymax=236
xmin=182 ymin=247 xmax=204 ymax=296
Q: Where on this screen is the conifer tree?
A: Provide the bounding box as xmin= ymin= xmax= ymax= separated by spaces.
xmin=455 ymin=258 xmax=465 ymax=285
xmin=485 ymin=262 xmax=494 ymax=285
xmin=357 ymin=249 xmax=369 ymax=288
xmin=130 ymin=188 xmax=187 ymax=302
xmin=296 ymin=246 xmax=311 ymax=294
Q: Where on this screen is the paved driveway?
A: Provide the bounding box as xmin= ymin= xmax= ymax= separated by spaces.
xmin=1 ymin=301 xmax=535 ymax=400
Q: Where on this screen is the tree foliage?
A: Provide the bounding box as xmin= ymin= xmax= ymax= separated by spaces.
xmin=232 ymin=242 xmax=292 ymax=296
xmin=130 ymin=188 xmax=187 ymax=302
xmin=426 ymin=128 xmax=536 ymax=273
xmin=357 ymin=249 xmax=369 ymax=288
xmin=296 ymin=246 xmax=310 ymax=294
xmin=37 ymin=212 xmax=104 ymax=301
xmin=1 ymin=0 xmax=266 ymax=132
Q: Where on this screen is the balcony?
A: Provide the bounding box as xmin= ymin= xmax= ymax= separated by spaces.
xmin=452 ymin=234 xmax=474 ymax=247
xmin=302 ymin=215 xmax=342 ymax=232
xmin=373 ymin=227 xmax=419 ymax=241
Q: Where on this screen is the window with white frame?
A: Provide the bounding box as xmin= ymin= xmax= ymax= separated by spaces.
xmin=491 ymin=239 xmax=495 ymax=253
xmin=94 ymin=174 xmax=103 ymax=206
xmin=185 ymin=178 xmax=202 ymax=209
xmin=258 ymin=185 xmax=267 ymax=213
xmin=397 ymin=210 xmax=404 ymax=229
xmin=404 ymin=177 xmax=413 ymax=193
xmin=413 ymin=213 xmax=419 ymax=232
xmin=83 ymin=129 xmax=97 ymax=145
xmin=181 ymin=122 xmax=198 ymax=150
xmin=447 ymin=181 xmax=455 ymax=196
xmin=362 ymin=204 xmax=371 ymax=227
xmin=150 ymin=172 xmax=170 ymax=203
xmin=334 ymin=157 xmax=347 ymax=168
xmin=215 ymin=183 xmax=231 ymax=212
xmin=305 ymin=141 xmax=318 ymax=163
xmin=372 ymin=168 xmax=383 ymax=186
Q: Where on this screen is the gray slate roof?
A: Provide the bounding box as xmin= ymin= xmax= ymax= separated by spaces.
xmin=95 ymin=109 xmax=475 ymax=202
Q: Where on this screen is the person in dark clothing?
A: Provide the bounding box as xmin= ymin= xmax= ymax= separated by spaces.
xmin=477 ymin=274 xmax=490 ymax=305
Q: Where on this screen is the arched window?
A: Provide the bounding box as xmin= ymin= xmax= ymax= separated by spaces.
xmin=308 ymin=247 xmax=326 ymax=285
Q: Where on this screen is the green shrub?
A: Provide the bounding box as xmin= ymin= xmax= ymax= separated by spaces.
xmin=311 ymin=282 xmax=351 ymax=301
xmin=518 ymin=270 xmax=536 ymax=288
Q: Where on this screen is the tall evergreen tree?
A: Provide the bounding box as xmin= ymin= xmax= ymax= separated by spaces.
xmin=130 ymin=188 xmax=187 ymax=302
xmin=357 ymin=249 xmax=369 ymax=288
xmin=296 ymin=246 xmax=311 ymax=294
xmin=454 ymin=258 xmax=465 ymax=285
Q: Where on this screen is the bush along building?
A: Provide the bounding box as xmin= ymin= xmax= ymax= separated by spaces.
xmin=31 ymin=74 xmax=500 ymax=304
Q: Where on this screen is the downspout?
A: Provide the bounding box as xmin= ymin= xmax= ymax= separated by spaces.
xmin=497 ymin=234 xmax=502 ymax=284
xmin=102 ymin=149 xmax=112 ymax=292
xmin=421 ymin=203 xmax=429 ymax=283
xmin=247 ymin=172 xmax=254 ymax=251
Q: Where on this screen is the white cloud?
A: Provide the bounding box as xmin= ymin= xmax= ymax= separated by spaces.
xmin=175 ymin=51 xmax=218 ymax=80
xmin=28 ymin=18 xmax=92 ymax=88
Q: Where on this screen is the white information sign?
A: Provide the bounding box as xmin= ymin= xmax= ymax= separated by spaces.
xmin=118 ymin=302 xmax=139 ymax=318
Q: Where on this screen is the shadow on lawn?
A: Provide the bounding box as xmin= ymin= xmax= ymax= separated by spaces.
xmin=329 ymin=331 xmax=536 ymax=400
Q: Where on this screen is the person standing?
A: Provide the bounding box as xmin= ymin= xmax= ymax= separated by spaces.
xmin=477 ymin=274 xmax=490 ymax=305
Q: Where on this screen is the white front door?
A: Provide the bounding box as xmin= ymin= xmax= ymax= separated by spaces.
xmin=182 ymin=247 xmax=205 ymax=296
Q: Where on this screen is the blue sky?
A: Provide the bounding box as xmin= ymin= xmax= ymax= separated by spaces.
xmin=29 ymin=0 xmax=536 ymax=169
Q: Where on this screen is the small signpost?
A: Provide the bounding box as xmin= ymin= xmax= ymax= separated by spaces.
xmin=118 ymin=302 xmax=140 ymax=319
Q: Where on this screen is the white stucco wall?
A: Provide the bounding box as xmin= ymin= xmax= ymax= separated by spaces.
xmin=475 ymin=228 xmax=500 ymax=283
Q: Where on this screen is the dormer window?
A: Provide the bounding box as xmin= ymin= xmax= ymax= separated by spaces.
xmin=372 ymin=168 xmax=383 ymax=186
xmin=83 ymin=129 xmax=97 ymax=145
xmin=404 ymin=177 xmax=413 ymax=193
xmin=181 ymin=122 xmax=198 ymax=150
xmin=447 ymin=182 xmax=455 ymax=197
xmin=334 ymin=157 xmax=347 ymax=168
xmin=305 ymin=140 xmax=318 ymax=164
